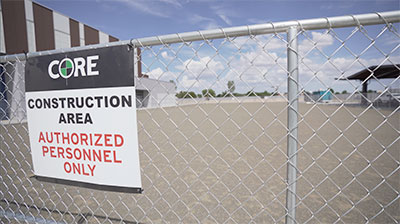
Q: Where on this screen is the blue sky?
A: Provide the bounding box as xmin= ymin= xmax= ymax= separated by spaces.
xmin=37 ymin=0 xmax=399 ymax=41
xmin=37 ymin=0 xmax=399 ymax=94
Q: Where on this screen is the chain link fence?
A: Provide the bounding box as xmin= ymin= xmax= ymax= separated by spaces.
xmin=1 ymin=11 xmax=399 ymax=223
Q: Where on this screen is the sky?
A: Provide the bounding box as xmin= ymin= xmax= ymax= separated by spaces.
xmin=37 ymin=0 xmax=398 ymax=40
xmin=36 ymin=0 xmax=400 ymax=94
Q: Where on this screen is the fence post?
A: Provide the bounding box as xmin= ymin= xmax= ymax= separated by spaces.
xmin=286 ymin=26 xmax=299 ymax=224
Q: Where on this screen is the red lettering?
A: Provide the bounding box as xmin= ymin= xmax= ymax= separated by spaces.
xmin=71 ymin=133 xmax=79 ymax=145
xmin=57 ymin=147 xmax=65 ymax=158
xmin=66 ymin=147 xmax=73 ymax=159
xmin=64 ymin=162 xmax=71 ymax=173
xmin=54 ymin=132 xmax=61 ymax=144
xmin=94 ymin=134 xmax=102 ymax=146
xmin=83 ymin=148 xmax=91 ymax=161
xmin=45 ymin=132 xmax=53 ymax=143
xmin=113 ymin=151 xmax=122 ymax=163
xmin=103 ymin=150 xmax=112 ymax=162
xmin=42 ymin=146 xmax=49 ymax=156
xmin=62 ymin=132 xmax=70 ymax=144
xmin=80 ymin=133 xmax=89 ymax=146
xmin=82 ymin=164 xmax=90 ymax=176
xmin=72 ymin=162 xmax=81 ymax=174
xmin=88 ymin=164 xmax=96 ymax=176
xmin=73 ymin=148 xmax=82 ymax=160
xmin=104 ymin=134 xmax=112 ymax=147
xmin=49 ymin=146 xmax=56 ymax=158
xmin=115 ymin=134 xmax=124 ymax=147
xmin=38 ymin=132 xmax=45 ymax=143
xmin=93 ymin=149 xmax=102 ymax=162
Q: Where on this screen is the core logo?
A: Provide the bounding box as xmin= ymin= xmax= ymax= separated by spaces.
xmin=48 ymin=55 xmax=99 ymax=79
xmin=59 ymin=58 xmax=74 ymax=78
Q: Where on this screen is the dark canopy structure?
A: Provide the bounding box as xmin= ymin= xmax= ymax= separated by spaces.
xmin=341 ymin=64 xmax=400 ymax=81
xmin=337 ymin=64 xmax=400 ymax=105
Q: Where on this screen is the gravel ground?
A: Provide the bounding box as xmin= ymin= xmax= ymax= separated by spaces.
xmin=1 ymin=102 xmax=399 ymax=223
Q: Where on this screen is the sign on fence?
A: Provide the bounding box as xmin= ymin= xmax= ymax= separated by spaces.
xmin=25 ymin=45 xmax=142 ymax=193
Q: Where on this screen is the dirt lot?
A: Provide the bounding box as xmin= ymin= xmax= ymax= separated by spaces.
xmin=1 ymin=102 xmax=399 ymax=223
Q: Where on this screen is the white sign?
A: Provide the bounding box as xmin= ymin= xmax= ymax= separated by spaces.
xmin=25 ymin=46 xmax=142 ymax=192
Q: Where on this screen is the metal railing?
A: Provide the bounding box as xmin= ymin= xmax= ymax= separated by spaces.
xmin=1 ymin=11 xmax=399 ymax=223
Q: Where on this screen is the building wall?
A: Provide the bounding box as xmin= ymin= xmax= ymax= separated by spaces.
xmin=136 ymin=78 xmax=177 ymax=108
xmin=1 ymin=0 xmax=29 ymax=54
xmin=0 ymin=2 xmax=5 ymax=53
xmin=0 ymin=0 xmax=176 ymax=122
xmin=0 ymin=0 xmax=119 ymax=54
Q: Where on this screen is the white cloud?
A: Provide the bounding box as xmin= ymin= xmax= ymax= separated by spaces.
xmin=189 ymin=14 xmax=212 ymax=24
xmin=230 ymin=35 xmax=286 ymax=51
xmin=204 ymin=21 xmax=220 ymax=30
xmin=147 ymin=67 xmax=177 ymax=81
xmin=211 ymin=5 xmax=234 ymax=26
xmin=176 ymin=56 xmax=224 ymax=79
xmin=117 ymin=0 xmax=182 ymax=18
xmin=161 ymin=51 xmax=174 ymax=61
xmin=222 ymin=48 xmax=288 ymax=93
xmin=159 ymin=0 xmax=182 ymax=8
xmin=189 ymin=14 xmax=219 ymax=30
xmin=143 ymin=31 xmax=398 ymax=94
xmin=218 ymin=14 xmax=232 ymax=26
xmin=175 ymin=56 xmax=225 ymax=91
xmin=299 ymin=31 xmax=334 ymax=56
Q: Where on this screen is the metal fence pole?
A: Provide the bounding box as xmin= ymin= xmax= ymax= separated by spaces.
xmin=286 ymin=26 xmax=299 ymax=224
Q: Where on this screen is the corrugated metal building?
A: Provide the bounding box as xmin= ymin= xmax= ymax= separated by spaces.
xmin=0 ymin=0 xmax=119 ymax=55
xmin=0 ymin=0 xmax=176 ymax=121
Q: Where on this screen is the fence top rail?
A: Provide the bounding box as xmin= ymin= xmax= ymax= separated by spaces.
xmin=0 ymin=10 xmax=399 ymax=63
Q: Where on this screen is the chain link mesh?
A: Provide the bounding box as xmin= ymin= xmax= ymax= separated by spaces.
xmin=1 ymin=13 xmax=399 ymax=223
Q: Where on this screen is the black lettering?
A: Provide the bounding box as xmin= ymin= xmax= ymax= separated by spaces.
xmin=52 ymin=98 xmax=59 ymax=108
xmin=121 ymin=95 xmax=132 ymax=107
xmin=43 ymin=98 xmax=51 ymax=108
xmin=76 ymin=113 xmax=83 ymax=124
xmin=110 ymin=95 xmax=120 ymax=107
xmin=35 ymin=99 xmax=42 ymax=108
xmin=104 ymin=96 xmax=108 ymax=108
xmin=86 ymin=96 xmax=94 ymax=108
xmin=67 ymin=113 xmax=75 ymax=124
xmin=28 ymin=99 xmax=34 ymax=109
xmin=85 ymin=113 xmax=93 ymax=124
xmin=76 ymin=97 xmax=84 ymax=108
xmin=94 ymin=96 xmax=102 ymax=107
xmin=59 ymin=98 xmax=66 ymax=108
xmin=59 ymin=113 xmax=66 ymax=124
xmin=67 ymin=98 xmax=75 ymax=108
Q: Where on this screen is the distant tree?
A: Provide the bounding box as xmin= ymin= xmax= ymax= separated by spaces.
xmin=227 ymin=81 xmax=235 ymax=94
xmin=259 ymin=91 xmax=272 ymax=97
xmin=187 ymin=91 xmax=197 ymax=98
xmin=176 ymin=91 xmax=197 ymax=98
xmin=197 ymin=94 xmax=202 ymax=98
xmin=217 ymin=91 xmax=229 ymax=97
xmin=175 ymin=91 xmax=185 ymax=98
xmin=341 ymin=90 xmax=348 ymax=94
xmin=202 ymin=89 xmax=216 ymax=98
xmin=247 ymin=90 xmax=257 ymax=96
xmin=329 ymin=88 xmax=335 ymax=93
